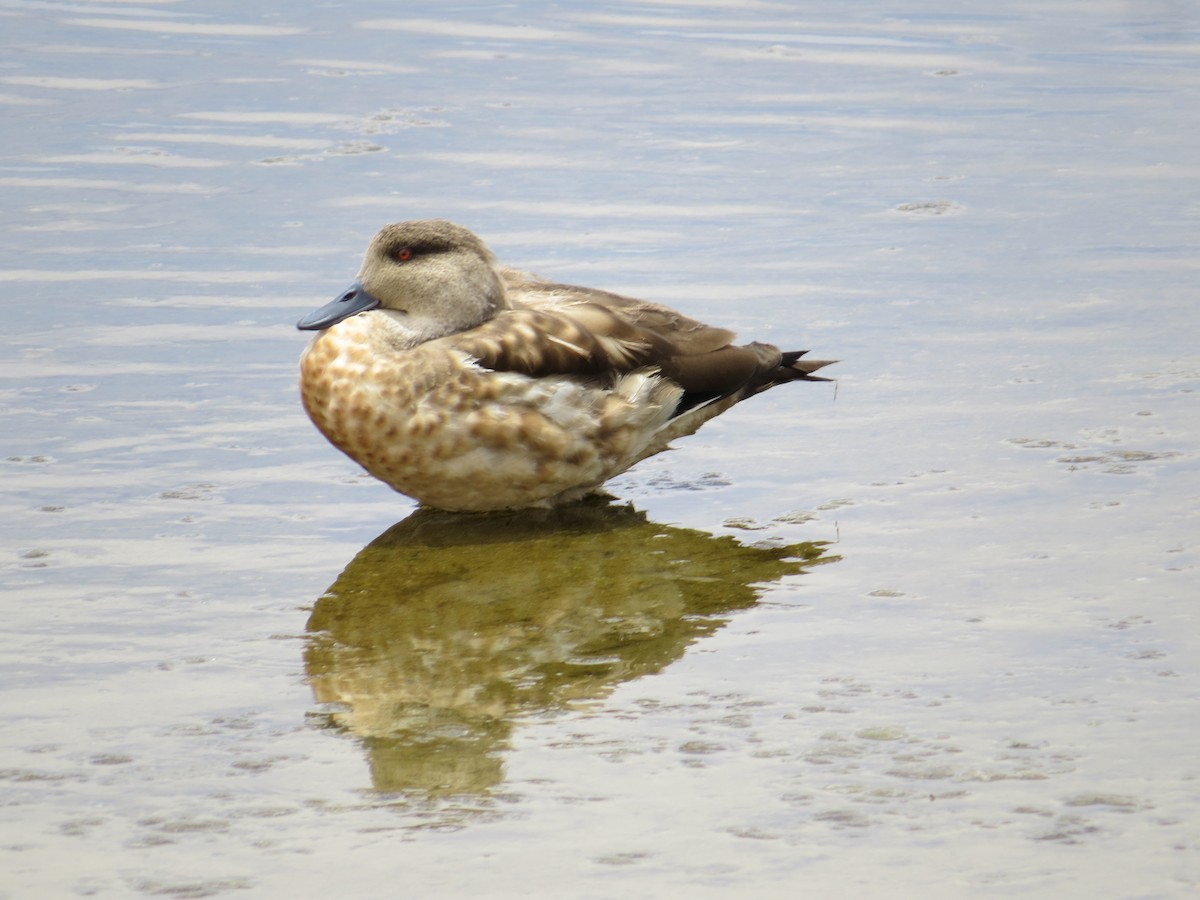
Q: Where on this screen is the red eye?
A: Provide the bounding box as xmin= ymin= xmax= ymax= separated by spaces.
xmin=395 ymin=247 xmax=412 ymax=262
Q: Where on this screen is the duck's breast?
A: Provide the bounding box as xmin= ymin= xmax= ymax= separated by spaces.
xmin=299 ymin=316 xmax=681 ymax=509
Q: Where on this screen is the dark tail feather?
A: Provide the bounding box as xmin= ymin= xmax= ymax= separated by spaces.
xmin=676 ymin=348 xmax=837 ymax=414
xmin=781 ymin=350 xmax=837 ymax=382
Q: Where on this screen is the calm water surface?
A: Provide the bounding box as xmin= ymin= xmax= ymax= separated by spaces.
xmin=1 ymin=1 xmax=1197 ymax=897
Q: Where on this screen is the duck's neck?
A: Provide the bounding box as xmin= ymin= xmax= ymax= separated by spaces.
xmin=373 ymin=309 xmax=462 ymax=349
xmin=366 ymin=260 xmax=508 ymax=350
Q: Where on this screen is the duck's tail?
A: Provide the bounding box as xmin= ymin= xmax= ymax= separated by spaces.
xmin=779 ymin=349 xmax=837 ymax=383
xmin=637 ymin=347 xmax=835 ymax=465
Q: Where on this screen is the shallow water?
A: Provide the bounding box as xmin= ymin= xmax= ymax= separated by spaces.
xmin=2 ymin=1 xmax=1198 ymax=897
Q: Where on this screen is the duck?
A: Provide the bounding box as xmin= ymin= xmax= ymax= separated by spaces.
xmin=297 ymin=220 xmax=834 ymax=512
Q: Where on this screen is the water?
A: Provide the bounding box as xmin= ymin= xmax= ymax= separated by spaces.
xmin=2 ymin=1 xmax=1198 ymax=897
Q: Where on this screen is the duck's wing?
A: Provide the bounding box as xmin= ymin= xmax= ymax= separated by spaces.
xmin=441 ymin=301 xmax=662 ymax=379
xmin=503 ymin=272 xmax=737 ymax=353
xmin=442 ymin=273 xmax=834 ymax=408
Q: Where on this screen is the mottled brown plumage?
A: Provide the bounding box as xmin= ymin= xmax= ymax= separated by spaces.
xmin=297 ymin=220 xmax=834 ymax=511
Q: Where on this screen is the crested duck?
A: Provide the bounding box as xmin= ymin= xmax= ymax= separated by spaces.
xmin=298 ymin=220 xmax=834 ymax=511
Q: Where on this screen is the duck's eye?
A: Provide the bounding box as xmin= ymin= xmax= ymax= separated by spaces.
xmin=394 ymin=247 xmax=413 ymax=262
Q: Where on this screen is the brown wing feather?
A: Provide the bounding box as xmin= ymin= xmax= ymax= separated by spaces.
xmin=505 ymin=274 xmax=738 ymax=355
xmin=441 ymin=305 xmax=662 ymax=378
xmin=458 ymin=271 xmax=833 ymax=403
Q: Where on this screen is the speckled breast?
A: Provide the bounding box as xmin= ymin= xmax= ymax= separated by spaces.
xmin=298 ymin=317 xmax=631 ymax=510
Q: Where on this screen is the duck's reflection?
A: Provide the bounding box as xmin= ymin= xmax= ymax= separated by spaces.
xmin=304 ymin=500 xmax=835 ymax=795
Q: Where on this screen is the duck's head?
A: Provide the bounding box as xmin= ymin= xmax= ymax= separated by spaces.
xmin=297 ymin=220 xmax=506 ymax=341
